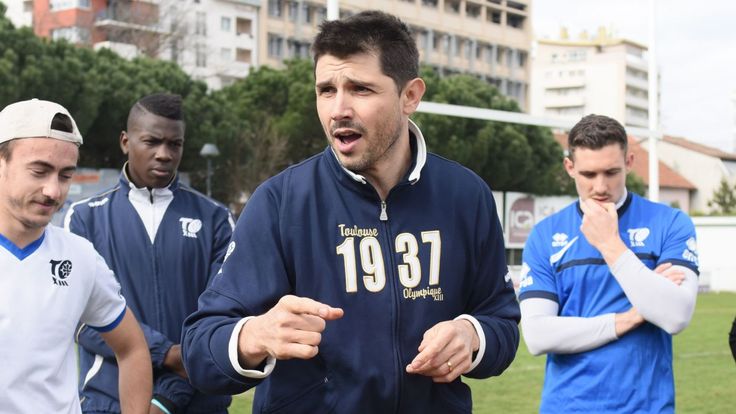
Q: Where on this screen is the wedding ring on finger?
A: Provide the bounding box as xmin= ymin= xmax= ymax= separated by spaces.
xmin=447 ymin=360 xmax=453 ymax=372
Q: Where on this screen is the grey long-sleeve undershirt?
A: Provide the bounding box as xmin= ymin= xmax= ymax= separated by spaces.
xmin=521 ymin=249 xmax=698 ymax=356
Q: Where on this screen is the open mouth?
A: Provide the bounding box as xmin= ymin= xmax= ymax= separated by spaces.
xmin=334 ymin=128 xmax=362 ymax=144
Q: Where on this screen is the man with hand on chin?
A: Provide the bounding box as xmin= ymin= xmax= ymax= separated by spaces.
xmin=519 ymin=114 xmax=699 ymax=413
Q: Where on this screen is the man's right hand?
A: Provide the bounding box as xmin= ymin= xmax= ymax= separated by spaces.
xmin=237 ymin=295 xmax=344 ymax=369
xmin=654 ymin=262 xmax=685 ymax=286
xmin=163 ymin=344 xmax=187 ymax=379
xmin=615 ymin=307 xmax=645 ymax=337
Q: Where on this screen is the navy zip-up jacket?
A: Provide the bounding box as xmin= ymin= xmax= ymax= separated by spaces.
xmin=65 ymin=171 xmax=234 ymax=413
xmin=182 ymin=122 xmax=520 ymax=413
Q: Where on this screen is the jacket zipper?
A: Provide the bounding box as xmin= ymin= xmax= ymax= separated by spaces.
xmin=378 ymin=197 xmax=402 ymax=413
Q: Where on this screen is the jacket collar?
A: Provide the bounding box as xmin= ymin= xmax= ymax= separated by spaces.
xmin=328 ymin=119 xmax=427 ymax=188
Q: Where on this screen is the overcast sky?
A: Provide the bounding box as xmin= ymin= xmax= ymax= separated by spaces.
xmin=532 ymin=0 xmax=736 ymax=150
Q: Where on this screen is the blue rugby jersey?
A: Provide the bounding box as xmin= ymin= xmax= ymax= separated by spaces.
xmin=182 ymin=122 xmax=521 ymax=414
xmin=519 ymin=193 xmax=699 ymax=414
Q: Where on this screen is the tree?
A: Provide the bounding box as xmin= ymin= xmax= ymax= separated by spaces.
xmin=707 ymin=178 xmax=736 ymax=215
xmin=412 ymin=70 xmax=566 ymax=194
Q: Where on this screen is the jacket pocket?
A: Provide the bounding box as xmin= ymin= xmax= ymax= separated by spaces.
xmin=262 ymin=375 xmax=336 ymax=414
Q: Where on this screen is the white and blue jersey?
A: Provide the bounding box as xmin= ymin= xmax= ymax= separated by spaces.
xmin=519 ymin=193 xmax=699 ymax=413
xmin=0 ymin=226 xmax=125 ymax=414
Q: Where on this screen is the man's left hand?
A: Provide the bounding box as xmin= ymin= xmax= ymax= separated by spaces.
xmin=405 ymin=320 xmax=479 ymax=383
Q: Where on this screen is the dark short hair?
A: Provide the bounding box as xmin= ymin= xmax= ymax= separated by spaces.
xmin=127 ymin=93 xmax=184 ymax=130
xmin=568 ymin=114 xmax=628 ymax=158
xmin=312 ymin=10 xmax=419 ymax=93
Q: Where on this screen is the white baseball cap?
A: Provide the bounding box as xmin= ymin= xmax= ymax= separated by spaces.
xmin=0 ymin=98 xmax=83 ymax=145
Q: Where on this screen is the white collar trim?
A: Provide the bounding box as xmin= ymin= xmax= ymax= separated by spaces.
xmin=331 ymin=119 xmax=427 ymax=185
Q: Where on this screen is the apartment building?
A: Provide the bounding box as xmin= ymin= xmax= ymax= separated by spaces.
xmin=530 ymin=28 xmax=651 ymax=128
xmin=3 ymin=0 xmax=34 ymax=27
xmin=167 ymin=0 xmax=259 ymax=89
xmin=29 ymin=0 xmax=259 ymax=90
xmin=260 ymin=0 xmax=532 ymax=109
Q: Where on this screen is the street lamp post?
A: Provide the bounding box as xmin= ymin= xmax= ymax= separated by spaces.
xmin=199 ymin=143 xmax=220 ymax=198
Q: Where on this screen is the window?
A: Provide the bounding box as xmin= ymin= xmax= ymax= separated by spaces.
xmin=49 ymin=0 xmax=90 ymax=10
xmin=51 ymin=26 xmax=90 ymax=44
xmin=302 ymin=3 xmax=312 ymax=23
xmin=195 ymin=12 xmax=207 ymax=36
xmin=466 ymin=3 xmax=481 ymax=18
xmin=196 ymin=44 xmax=207 ymax=67
xmin=422 ymin=0 xmax=438 ymax=8
xmin=220 ymin=48 xmax=232 ymax=62
xmin=316 ymin=7 xmax=327 ymax=24
xmin=507 ymin=13 xmax=525 ymax=29
xmin=488 ymin=8 xmax=501 ymax=24
xmin=268 ymin=34 xmax=283 ymax=58
xmin=236 ymin=48 xmax=252 ymax=63
xmin=445 ymin=0 xmax=460 ymax=14
xmin=236 ymin=18 xmax=252 ymax=36
xmin=507 ymin=0 xmax=526 ymax=11
xmin=221 ymin=17 xmax=231 ymax=32
xmin=268 ymin=0 xmax=283 ymax=17
xmin=289 ymin=1 xmax=299 ymax=21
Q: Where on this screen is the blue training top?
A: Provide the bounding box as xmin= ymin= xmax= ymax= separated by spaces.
xmin=519 ymin=193 xmax=699 ymax=414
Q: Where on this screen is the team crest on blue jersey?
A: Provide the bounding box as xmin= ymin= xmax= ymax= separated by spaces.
xmin=50 ymin=259 xmax=72 ymax=287
xmin=627 ymin=228 xmax=650 ymax=247
xmin=179 ymin=218 xmax=203 ymax=238
xmin=551 ymin=233 xmax=568 ymax=247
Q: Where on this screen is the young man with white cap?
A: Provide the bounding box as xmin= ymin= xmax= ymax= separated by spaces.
xmin=0 ymin=99 xmax=152 ymax=414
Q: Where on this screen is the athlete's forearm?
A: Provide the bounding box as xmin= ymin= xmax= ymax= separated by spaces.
xmin=520 ymin=298 xmax=618 ymax=355
xmin=610 ymin=250 xmax=697 ymax=334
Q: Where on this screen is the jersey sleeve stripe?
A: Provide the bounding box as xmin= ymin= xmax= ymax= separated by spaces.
xmin=88 ymin=307 xmax=126 ymax=333
xmin=659 ymin=259 xmax=700 ymax=276
xmin=519 ymin=290 xmax=559 ymax=302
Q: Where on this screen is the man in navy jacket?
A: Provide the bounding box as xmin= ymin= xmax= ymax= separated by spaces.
xmin=65 ymin=94 xmax=234 ymax=414
xmin=182 ymin=11 xmax=520 ymax=413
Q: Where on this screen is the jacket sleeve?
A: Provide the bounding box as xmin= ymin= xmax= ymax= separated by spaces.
xmin=153 ymin=372 xmax=195 ymax=411
xmin=182 ymin=181 xmax=291 ymax=395
xmin=77 ymin=320 xmax=175 ymax=369
xmin=463 ymin=183 xmax=520 ymax=379
xmin=208 ymin=208 xmax=235 ymax=283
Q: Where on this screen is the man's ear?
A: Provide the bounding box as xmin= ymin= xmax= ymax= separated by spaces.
xmin=625 ymin=151 xmax=634 ymax=171
xmin=563 ymin=156 xmax=575 ymax=178
xmin=401 ymin=78 xmax=426 ymax=116
xmin=120 ymin=131 xmax=129 ymax=155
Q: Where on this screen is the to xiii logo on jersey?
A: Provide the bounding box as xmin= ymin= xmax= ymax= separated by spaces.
xmin=627 ymin=228 xmax=650 ymax=247
xmin=551 ymin=233 xmax=568 ymax=247
xmin=180 ymin=217 xmax=203 ymax=238
xmin=50 ymin=259 xmax=72 ymax=286
xmin=682 ymin=237 xmax=699 ymax=265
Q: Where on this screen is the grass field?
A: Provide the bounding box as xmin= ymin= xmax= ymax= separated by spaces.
xmin=229 ymin=292 xmax=736 ymax=413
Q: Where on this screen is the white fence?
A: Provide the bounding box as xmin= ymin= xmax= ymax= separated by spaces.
xmin=693 ymin=216 xmax=736 ymax=292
